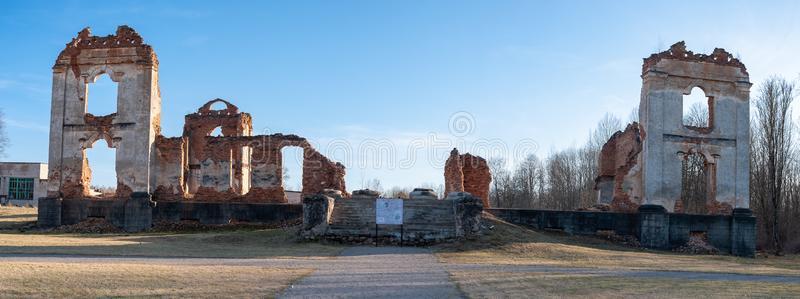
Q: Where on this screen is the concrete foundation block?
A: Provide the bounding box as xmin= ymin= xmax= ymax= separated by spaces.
xmin=122 ymin=192 xmax=155 ymax=232
xmin=450 ymin=192 xmax=483 ymax=238
xmin=300 ymin=193 xmax=335 ymax=238
xmin=731 ymin=208 xmax=756 ymax=257
xmin=638 ymin=204 xmax=670 ymax=249
xmin=37 ymin=197 xmax=62 ymax=227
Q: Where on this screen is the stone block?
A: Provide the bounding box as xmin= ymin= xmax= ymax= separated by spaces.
xmin=731 ymin=208 xmax=756 ymax=257
xmin=409 ymin=188 xmax=437 ymax=200
xmin=638 ymin=204 xmax=670 ymax=249
xmin=37 ymin=197 xmax=62 ymax=227
xmin=122 ymin=192 xmax=155 ymax=232
xmin=351 ymin=189 xmax=381 ymax=200
xmin=450 ymin=192 xmax=483 ymax=238
xmin=300 ymin=193 xmax=335 ymax=238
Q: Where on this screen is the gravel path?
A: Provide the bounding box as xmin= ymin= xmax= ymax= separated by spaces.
xmin=278 ymin=246 xmax=464 ymax=298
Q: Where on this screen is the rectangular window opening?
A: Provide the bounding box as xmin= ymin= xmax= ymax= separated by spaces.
xmin=8 ymin=177 xmax=34 ymax=200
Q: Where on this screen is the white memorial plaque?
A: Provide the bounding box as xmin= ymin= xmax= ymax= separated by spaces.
xmin=375 ymin=198 xmax=403 ymax=225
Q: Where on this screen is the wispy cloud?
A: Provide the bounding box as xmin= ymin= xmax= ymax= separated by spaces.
xmin=0 ymin=77 xmax=49 ymax=99
xmin=180 ymin=35 xmax=210 ymax=47
xmin=6 ymin=119 xmax=48 ymax=133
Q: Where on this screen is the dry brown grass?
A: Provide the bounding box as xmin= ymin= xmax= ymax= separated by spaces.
xmin=0 ymin=205 xmax=37 ymax=230
xmin=450 ymin=270 xmax=800 ymax=298
xmin=0 ymin=206 xmax=342 ymax=258
xmin=0 ymin=228 xmax=342 ymax=258
xmin=437 ymin=215 xmax=800 ymax=276
xmin=0 ymin=261 xmax=311 ymax=298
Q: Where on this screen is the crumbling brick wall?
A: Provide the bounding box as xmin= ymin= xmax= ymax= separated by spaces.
xmin=444 ymin=148 xmax=491 ymax=207
xmin=302 ymin=147 xmax=347 ymax=197
xmin=153 ymin=136 xmax=186 ymax=200
xmin=47 ymin=26 xmax=349 ymax=204
xmin=595 ymin=122 xmax=643 ymax=213
xmin=47 ymin=26 xmax=160 ymax=199
xmin=166 ymin=133 xmax=347 ymax=203
xmin=183 ymin=99 xmax=252 ymax=195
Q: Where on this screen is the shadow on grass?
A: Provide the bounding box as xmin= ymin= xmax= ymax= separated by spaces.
xmin=0 ymin=214 xmax=37 ymax=219
xmin=0 ymin=227 xmax=344 ymax=259
xmin=436 ymin=213 xmax=645 ymax=255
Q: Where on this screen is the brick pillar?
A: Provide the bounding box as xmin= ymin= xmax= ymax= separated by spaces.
xmin=37 ymin=197 xmax=62 ymax=227
xmin=638 ymin=204 xmax=669 ymax=249
xmin=731 ymin=208 xmax=756 ymax=257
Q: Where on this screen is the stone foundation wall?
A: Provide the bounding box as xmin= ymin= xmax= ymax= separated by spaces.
xmin=487 ymin=206 xmax=756 ymax=257
xmin=38 ymin=196 xmax=301 ymax=231
xmin=301 ymin=192 xmax=483 ymax=245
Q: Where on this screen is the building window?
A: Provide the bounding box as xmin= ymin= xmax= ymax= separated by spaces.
xmin=8 ymin=177 xmax=34 ymax=200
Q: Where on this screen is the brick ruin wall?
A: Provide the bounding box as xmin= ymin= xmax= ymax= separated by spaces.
xmin=47 ymin=26 xmax=348 ymax=203
xmin=595 ymin=122 xmax=643 ymax=213
xmin=48 ymin=26 xmax=160 ymax=200
xmin=444 ymin=148 xmax=491 ymax=207
xmin=161 ymin=125 xmax=348 ymax=203
xmin=596 ymin=41 xmax=750 ymax=216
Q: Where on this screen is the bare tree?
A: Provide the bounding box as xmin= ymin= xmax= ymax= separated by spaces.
xmin=681 ymin=102 xmax=711 ymax=212
xmin=628 ymin=106 xmax=639 ymax=123
xmin=0 ymin=109 xmax=7 ymax=158
xmin=752 ymin=76 xmax=796 ymax=254
xmin=488 ymin=157 xmax=510 ymax=207
xmin=684 ymin=102 xmax=709 ymax=128
xmin=364 ymin=178 xmax=383 ymax=192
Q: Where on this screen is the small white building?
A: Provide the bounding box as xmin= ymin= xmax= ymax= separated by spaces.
xmin=0 ymin=162 xmax=48 ymax=206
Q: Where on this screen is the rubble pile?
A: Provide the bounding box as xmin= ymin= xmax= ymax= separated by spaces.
xmin=53 ymin=218 xmax=123 ymax=234
xmin=674 ymin=233 xmax=719 ymax=255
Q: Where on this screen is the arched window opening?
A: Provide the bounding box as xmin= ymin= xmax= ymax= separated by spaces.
xmin=210 ymin=101 xmax=227 ymax=110
xmin=683 ymin=87 xmax=710 ymax=128
xmin=86 ymin=73 xmax=118 ymax=116
xmin=281 ymin=147 xmax=304 ymax=203
xmin=680 ymin=152 xmax=708 ymax=214
xmin=85 ymin=140 xmax=117 ymax=198
xmin=209 ymin=127 xmax=223 ymax=137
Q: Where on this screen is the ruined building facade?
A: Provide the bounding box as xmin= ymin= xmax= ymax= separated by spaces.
xmin=46 ymin=26 xmax=347 ymax=204
xmin=596 ymin=42 xmax=751 ymax=215
xmin=444 ymin=148 xmax=491 ymax=207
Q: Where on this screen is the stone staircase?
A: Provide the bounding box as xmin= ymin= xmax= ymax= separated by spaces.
xmin=328 ymin=199 xmax=377 ymax=236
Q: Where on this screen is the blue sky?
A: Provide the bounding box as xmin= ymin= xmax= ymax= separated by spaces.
xmin=1 ymin=1 xmax=799 ymax=191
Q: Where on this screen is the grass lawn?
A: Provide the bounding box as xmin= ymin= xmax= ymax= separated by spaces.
xmin=0 ymin=205 xmax=37 ymax=230
xmin=0 ymin=205 xmax=342 ymax=259
xmin=450 ymin=271 xmax=800 ymax=298
xmin=437 ymin=215 xmax=800 ymax=276
xmin=0 ymin=261 xmax=311 ymax=298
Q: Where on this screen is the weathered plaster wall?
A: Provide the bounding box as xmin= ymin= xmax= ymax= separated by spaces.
xmin=47 ymin=26 xmax=160 ymax=198
xmin=634 ymin=42 xmax=749 ymax=214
